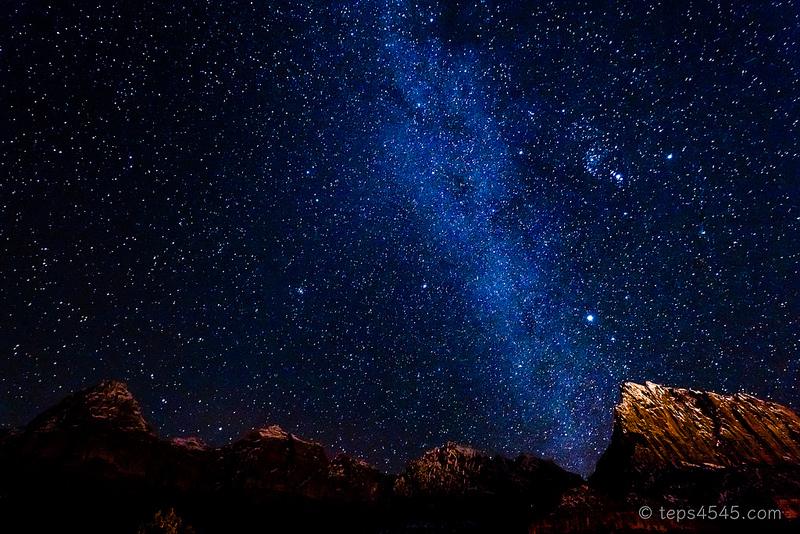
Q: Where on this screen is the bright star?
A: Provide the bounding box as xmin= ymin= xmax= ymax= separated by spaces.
xmin=587 ymin=315 xmax=594 ymax=322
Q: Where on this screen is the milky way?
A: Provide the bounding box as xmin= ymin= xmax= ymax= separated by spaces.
xmin=2 ymin=1 xmax=799 ymax=477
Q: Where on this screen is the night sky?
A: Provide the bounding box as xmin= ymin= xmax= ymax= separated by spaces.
xmin=2 ymin=1 xmax=799 ymax=477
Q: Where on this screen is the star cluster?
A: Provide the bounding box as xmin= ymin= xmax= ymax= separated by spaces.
xmin=2 ymin=1 xmax=799 ymax=477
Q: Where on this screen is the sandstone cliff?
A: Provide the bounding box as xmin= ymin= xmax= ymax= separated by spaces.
xmin=575 ymin=381 xmax=800 ymax=531
xmin=597 ymin=381 xmax=800 ymax=468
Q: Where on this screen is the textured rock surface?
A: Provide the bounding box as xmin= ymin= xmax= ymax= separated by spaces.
xmin=601 ymin=381 xmax=800 ymax=467
xmin=328 ymin=453 xmax=391 ymax=502
xmin=390 ymin=442 xmax=582 ymax=533
xmin=24 ymin=379 xmax=156 ymax=436
xmin=590 ymin=381 xmax=800 ymax=521
xmin=0 ymin=380 xmax=169 ymax=485
xmin=395 ymin=442 xmax=581 ymax=509
xmin=394 ymin=443 xmax=489 ymax=498
xmin=217 ymin=425 xmax=330 ymax=498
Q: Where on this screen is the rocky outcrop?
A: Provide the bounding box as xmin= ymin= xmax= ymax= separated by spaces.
xmin=24 ymin=379 xmax=155 ymax=436
xmin=328 ymin=453 xmax=391 ymax=503
xmin=527 ymin=382 xmax=800 ymax=533
xmin=395 ymin=442 xmax=581 ymax=507
xmin=589 ymin=381 xmax=800 ymax=525
xmin=216 ymin=425 xmax=330 ymax=498
xmin=596 ymin=381 xmax=800 ymax=468
xmin=0 ymin=380 xmax=169 ymax=485
xmin=389 ymin=442 xmax=582 ymax=532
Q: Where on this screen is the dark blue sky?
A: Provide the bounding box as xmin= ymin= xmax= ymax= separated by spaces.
xmin=2 ymin=0 xmax=799 ymax=477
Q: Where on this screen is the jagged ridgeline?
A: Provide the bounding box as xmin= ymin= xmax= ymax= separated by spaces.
xmin=1 ymin=380 xmax=799 ymax=533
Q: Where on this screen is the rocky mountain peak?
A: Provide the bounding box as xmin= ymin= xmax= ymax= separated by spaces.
xmin=394 ymin=442 xmax=489 ymax=497
xmin=394 ymin=441 xmax=581 ymax=502
xmin=248 ymin=424 xmax=293 ymax=440
xmin=23 ymin=379 xmax=155 ymax=436
xmin=611 ymin=381 xmax=800 ymax=467
xmin=169 ymin=436 xmax=209 ymax=451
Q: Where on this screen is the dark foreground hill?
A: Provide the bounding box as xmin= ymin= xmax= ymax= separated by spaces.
xmin=1 ymin=379 xmax=799 ymax=533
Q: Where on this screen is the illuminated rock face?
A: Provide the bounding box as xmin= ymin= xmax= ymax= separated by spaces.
xmin=528 ymin=383 xmax=800 ymax=533
xmin=23 ymin=380 xmax=156 ymax=436
xmin=590 ymin=382 xmax=800 ymax=512
xmin=603 ymin=381 xmax=800 ymax=467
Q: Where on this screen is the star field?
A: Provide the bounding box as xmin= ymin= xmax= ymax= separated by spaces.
xmin=1 ymin=1 xmax=799 ymax=477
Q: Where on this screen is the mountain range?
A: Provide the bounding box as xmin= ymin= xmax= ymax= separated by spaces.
xmin=1 ymin=379 xmax=799 ymax=533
